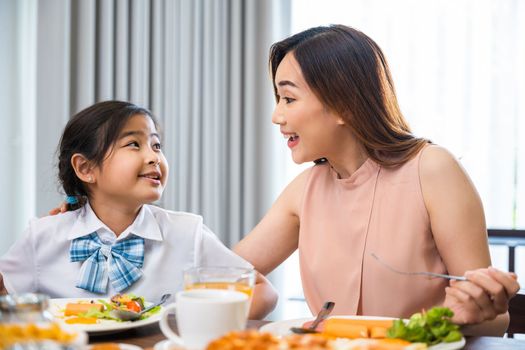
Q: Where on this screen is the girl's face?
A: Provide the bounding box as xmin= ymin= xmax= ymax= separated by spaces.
xmin=272 ymin=53 xmax=346 ymax=164
xmin=89 ymin=114 xmax=168 ymax=209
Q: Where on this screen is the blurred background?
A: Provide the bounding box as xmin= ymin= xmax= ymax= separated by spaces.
xmin=0 ymin=0 xmax=524 ymax=321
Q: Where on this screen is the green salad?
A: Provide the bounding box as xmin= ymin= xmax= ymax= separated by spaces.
xmin=80 ymin=293 xmax=161 ymax=322
xmin=386 ymin=307 xmax=463 ymax=345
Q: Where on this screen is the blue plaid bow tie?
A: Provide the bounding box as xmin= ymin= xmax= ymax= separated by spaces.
xmin=70 ymin=233 xmax=145 ymax=294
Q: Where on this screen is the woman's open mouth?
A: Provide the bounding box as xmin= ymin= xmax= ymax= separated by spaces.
xmin=287 ymin=134 xmax=299 ymax=148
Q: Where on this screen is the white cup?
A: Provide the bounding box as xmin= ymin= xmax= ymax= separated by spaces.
xmin=159 ymin=289 xmax=249 ymax=350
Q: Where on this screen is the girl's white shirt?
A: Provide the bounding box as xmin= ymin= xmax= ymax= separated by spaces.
xmin=0 ymin=202 xmax=251 ymax=302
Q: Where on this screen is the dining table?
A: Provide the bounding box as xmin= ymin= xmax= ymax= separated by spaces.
xmin=88 ymin=317 xmax=525 ymax=350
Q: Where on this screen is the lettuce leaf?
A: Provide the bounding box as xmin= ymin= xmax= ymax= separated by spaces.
xmin=386 ymin=307 xmax=462 ymax=345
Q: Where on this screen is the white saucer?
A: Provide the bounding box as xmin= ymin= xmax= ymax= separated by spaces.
xmin=154 ymin=340 xmax=185 ymax=350
xmin=87 ymin=344 xmax=143 ymax=350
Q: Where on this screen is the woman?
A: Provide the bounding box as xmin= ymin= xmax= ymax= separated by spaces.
xmin=233 ymin=25 xmax=519 ymax=335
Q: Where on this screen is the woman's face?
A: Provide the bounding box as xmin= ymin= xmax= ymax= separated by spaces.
xmin=272 ymin=52 xmax=345 ymax=164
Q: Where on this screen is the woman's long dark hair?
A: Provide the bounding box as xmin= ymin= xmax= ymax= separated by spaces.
xmin=270 ymin=25 xmax=430 ymax=166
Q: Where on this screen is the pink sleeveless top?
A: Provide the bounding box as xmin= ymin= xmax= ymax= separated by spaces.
xmin=299 ymin=148 xmax=448 ymax=318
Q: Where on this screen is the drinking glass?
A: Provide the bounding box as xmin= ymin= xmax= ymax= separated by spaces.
xmin=183 ymin=266 xmax=255 ymax=298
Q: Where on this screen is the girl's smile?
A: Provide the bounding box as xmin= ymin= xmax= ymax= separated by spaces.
xmin=138 ymin=170 xmax=162 ymax=185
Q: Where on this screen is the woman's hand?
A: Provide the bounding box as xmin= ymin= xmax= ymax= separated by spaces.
xmin=248 ymin=271 xmax=278 ymax=319
xmin=48 ymin=202 xmax=68 ymax=215
xmin=444 ymin=267 xmax=520 ymax=325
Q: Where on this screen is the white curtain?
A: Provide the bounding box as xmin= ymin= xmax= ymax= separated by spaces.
xmin=156 ymin=0 xmax=291 ymax=245
xmin=0 ymin=0 xmax=291 ymax=254
xmin=0 ymin=0 xmax=37 ymax=255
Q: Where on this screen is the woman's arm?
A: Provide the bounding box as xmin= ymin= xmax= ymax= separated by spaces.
xmin=235 ymin=169 xmax=310 ymax=319
xmin=234 ymin=168 xmax=309 ymax=275
xmin=420 ymin=145 xmax=519 ymax=335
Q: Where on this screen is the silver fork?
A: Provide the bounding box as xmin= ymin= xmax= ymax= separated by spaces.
xmin=370 ymin=253 xmax=467 ymax=281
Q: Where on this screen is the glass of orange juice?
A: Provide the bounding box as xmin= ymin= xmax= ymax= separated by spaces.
xmin=183 ymin=267 xmax=255 ymax=299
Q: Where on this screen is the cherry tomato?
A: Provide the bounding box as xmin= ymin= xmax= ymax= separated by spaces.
xmin=126 ymin=300 xmax=142 ymax=313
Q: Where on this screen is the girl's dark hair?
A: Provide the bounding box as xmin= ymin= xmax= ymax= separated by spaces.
xmin=269 ymin=25 xmax=430 ymax=166
xmin=58 ymin=100 xmax=157 ymax=208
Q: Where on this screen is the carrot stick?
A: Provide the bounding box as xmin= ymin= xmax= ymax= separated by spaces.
xmin=325 ymin=318 xmax=394 ymax=329
xmin=370 ymin=326 xmax=388 ymax=339
xmin=323 ymin=321 xmax=368 ymax=338
xmin=64 ymin=303 xmax=104 ymax=316
xmin=322 ymin=318 xmax=395 ymax=339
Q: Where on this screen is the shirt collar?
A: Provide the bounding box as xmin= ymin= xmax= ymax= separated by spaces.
xmin=67 ymin=202 xmax=163 ymax=242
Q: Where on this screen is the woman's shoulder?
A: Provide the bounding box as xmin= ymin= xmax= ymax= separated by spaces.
xmin=271 ymin=164 xmax=319 ymax=219
xmin=281 ymin=165 xmax=317 ymax=198
xmin=418 ymin=144 xmax=475 ymax=210
xmin=419 ymin=144 xmax=463 ymax=178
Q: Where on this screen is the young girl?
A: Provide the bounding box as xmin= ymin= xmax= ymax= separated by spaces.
xmin=0 ymin=101 xmax=277 ymax=319
xmin=233 ymin=25 xmax=520 ymax=334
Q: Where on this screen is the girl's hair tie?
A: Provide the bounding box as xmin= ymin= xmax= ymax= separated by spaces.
xmin=66 ymin=195 xmax=79 ymax=205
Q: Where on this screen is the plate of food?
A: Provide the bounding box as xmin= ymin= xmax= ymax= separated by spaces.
xmin=86 ymin=343 xmax=144 ymax=350
xmin=206 ymin=330 xmax=430 ymax=350
xmin=259 ymin=307 xmax=466 ymax=350
xmin=48 ymin=293 xmax=163 ymax=334
xmin=260 ymin=315 xmax=395 ymax=337
xmin=0 ymin=322 xmax=88 ymax=349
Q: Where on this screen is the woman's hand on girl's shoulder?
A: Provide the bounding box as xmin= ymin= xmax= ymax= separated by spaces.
xmin=443 ymin=267 xmax=520 ymax=325
xmin=48 ymin=202 xmax=68 ymax=215
xmin=0 ymin=273 xmax=8 ymax=295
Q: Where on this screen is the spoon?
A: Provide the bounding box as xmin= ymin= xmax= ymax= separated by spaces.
xmin=110 ymin=293 xmax=171 ymax=321
xmin=290 ymin=301 xmax=335 ymax=334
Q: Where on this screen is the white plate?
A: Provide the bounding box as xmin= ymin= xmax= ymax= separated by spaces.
xmin=48 ymin=298 xmax=162 ymax=334
xmin=62 ymin=324 xmax=89 ymax=346
xmin=259 ymin=315 xmax=396 ymax=336
xmin=260 ymin=316 xmax=466 ymax=350
xmin=87 ymin=344 xmax=143 ymax=350
xmin=3 ymin=323 xmax=88 ymax=347
xmin=154 ymin=339 xmax=185 ymax=350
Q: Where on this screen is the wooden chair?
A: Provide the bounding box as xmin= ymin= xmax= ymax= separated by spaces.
xmin=508 ymin=291 xmax=525 ymax=338
xmin=487 ymin=229 xmax=525 ymax=273
xmin=487 ymin=229 xmax=525 ymax=337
